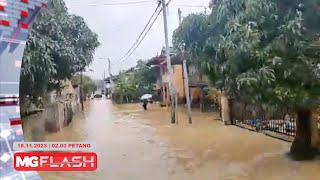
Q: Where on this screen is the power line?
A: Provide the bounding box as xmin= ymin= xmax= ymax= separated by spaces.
xmin=118 ymin=2 xmax=161 ymax=62
xmin=73 ymin=0 xmax=153 ymax=6
xmin=71 ymin=0 xmax=206 ymax=8
xmin=174 ymin=4 xmax=207 ymax=8
xmin=165 ymin=0 xmax=207 ymax=7
xmin=120 ymin=0 xmax=177 ymax=62
xmin=166 ymin=0 xmax=173 ymax=6
xmin=121 ymin=8 xmax=163 ymax=62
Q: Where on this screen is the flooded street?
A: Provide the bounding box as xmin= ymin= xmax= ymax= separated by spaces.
xmin=39 ymin=99 xmax=320 ymax=180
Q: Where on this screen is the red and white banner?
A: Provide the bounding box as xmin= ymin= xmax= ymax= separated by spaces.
xmin=14 ymin=152 xmax=98 ymax=171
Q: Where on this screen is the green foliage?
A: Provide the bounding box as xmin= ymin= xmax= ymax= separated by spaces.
xmin=113 ymin=60 xmax=157 ymax=103
xmin=20 ymin=0 xmax=100 ymax=106
xmin=173 ymin=13 xmax=209 ymax=61
xmin=71 ymin=75 xmax=97 ymax=95
xmin=172 ymin=0 xmax=320 ymax=110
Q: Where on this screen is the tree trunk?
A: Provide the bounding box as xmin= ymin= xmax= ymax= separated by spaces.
xmin=289 ymin=109 xmax=316 ymax=160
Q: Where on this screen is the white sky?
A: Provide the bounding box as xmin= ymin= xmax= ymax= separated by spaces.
xmin=64 ymin=0 xmax=209 ymax=80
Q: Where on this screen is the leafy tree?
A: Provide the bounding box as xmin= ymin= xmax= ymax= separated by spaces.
xmin=173 ymin=13 xmax=209 ymax=61
xmin=20 ymin=0 xmax=100 ymax=106
xmin=113 ymin=60 xmax=157 ymax=103
xmin=71 ymin=75 xmax=97 ymax=96
xmin=173 ymin=0 xmax=320 ymax=160
xmin=214 ymin=0 xmax=320 ymax=160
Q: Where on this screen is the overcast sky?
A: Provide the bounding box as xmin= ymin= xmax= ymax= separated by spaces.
xmin=64 ymin=0 xmax=209 ymax=80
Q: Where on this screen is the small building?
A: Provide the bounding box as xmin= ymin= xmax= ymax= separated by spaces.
xmin=147 ymin=47 xmax=184 ymax=106
xmin=147 ymin=46 xmax=219 ymax=111
xmin=187 ymin=63 xmax=220 ymax=111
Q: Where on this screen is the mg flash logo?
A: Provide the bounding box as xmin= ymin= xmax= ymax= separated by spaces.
xmin=14 ymin=152 xmax=97 ymax=171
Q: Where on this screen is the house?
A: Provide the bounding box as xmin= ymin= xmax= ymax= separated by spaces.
xmin=187 ymin=63 xmax=220 ymax=111
xmin=147 ymin=46 xmax=220 ymax=111
xmin=147 ymin=47 xmax=185 ymax=106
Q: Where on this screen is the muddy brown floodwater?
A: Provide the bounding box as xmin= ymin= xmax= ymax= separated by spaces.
xmin=39 ymin=99 xmax=320 ymax=180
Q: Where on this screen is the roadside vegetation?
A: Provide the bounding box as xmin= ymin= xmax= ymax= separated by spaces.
xmin=71 ymin=75 xmax=97 ymax=97
xmin=20 ymin=0 xmax=100 ymax=109
xmin=112 ymin=60 xmax=157 ymax=104
xmin=173 ymin=0 xmax=320 ymax=160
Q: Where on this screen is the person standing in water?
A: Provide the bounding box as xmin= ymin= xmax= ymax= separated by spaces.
xmin=142 ymin=99 xmax=148 ymax=110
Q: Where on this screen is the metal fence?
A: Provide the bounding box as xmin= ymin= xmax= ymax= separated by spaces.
xmin=263 ymin=112 xmax=297 ymax=136
xmin=230 ymin=100 xmax=297 ymax=137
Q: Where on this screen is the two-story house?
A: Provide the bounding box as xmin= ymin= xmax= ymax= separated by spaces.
xmin=147 ymin=47 xmax=185 ymax=106
xmin=147 ymin=47 xmax=219 ymax=110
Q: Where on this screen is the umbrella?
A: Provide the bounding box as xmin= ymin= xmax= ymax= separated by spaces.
xmin=140 ymin=94 xmax=152 ymax=100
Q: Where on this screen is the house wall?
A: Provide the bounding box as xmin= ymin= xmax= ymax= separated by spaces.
xmin=23 ymin=100 xmax=74 ymax=142
xmin=158 ymin=64 xmax=184 ymax=104
xmin=190 ymin=87 xmax=218 ymax=100
xmin=190 ymin=87 xmax=201 ymax=99
xmin=173 ymin=65 xmax=184 ymax=99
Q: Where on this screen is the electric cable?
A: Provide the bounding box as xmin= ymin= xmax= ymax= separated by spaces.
xmin=117 ymin=2 xmax=162 ymax=61
xmin=120 ymin=8 xmax=163 ymax=62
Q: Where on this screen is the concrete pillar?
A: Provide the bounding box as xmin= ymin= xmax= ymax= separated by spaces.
xmin=200 ymin=87 xmax=204 ymax=112
xmin=162 ymin=86 xmax=166 ymax=105
xmin=221 ymin=91 xmax=231 ymax=125
xmin=166 ymin=85 xmax=170 ymax=106
xmin=44 ymin=102 xmax=64 ymax=132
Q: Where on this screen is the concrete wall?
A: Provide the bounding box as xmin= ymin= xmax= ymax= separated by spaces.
xmin=190 ymin=87 xmax=219 ymax=100
xmin=190 ymin=87 xmax=201 ymax=99
xmin=159 ymin=64 xmax=185 ymax=104
xmin=22 ymin=113 xmax=46 ymax=142
xmin=22 ymin=100 xmax=75 ymax=142
xmin=172 ymin=65 xmax=184 ymax=98
xmin=43 ymin=102 xmax=64 ymax=133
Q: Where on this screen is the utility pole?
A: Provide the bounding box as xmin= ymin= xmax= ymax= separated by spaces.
xmin=108 ymin=58 xmax=111 ymax=76
xmin=183 ymin=60 xmax=192 ymax=123
xmin=175 ymin=8 xmax=183 ymax=124
xmin=161 ymin=0 xmax=176 ymax=124
xmin=108 ymin=58 xmax=113 ymax=100
xmin=178 ymin=8 xmax=192 ymax=124
xmin=102 ymin=71 xmax=105 ymax=95
xmin=178 ymin=8 xmax=182 ymax=25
